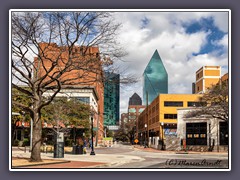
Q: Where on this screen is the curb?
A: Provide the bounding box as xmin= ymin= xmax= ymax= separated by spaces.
xmin=134 ymin=147 xmax=228 ymax=155
xmin=12 ymin=160 xmax=71 ymax=168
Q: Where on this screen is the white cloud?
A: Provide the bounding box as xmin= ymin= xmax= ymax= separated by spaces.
xmin=111 ymin=11 xmax=229 ymax=115
xmin=211 ymin=12 xmax=229 ymax=33
xmin=214 ymin=34 xmax=228 ymax=48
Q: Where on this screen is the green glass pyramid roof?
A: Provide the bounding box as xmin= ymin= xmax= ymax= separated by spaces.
xmin=143 ymin=50 xmax=168 ymax=104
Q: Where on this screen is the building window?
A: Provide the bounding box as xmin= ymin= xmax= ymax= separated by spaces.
xmin=187 ymin=134 xmax=192 ymax=138
xmin=188 ymin=101 xmax=207 ymax=107
xmin=187 ymin=102 xmax=201 ymax=107
xmin=186 ymin=122 xmax=207 ymax=145
xmin=164 ymin=114 xmax=177 ymax=119
xmin=220 ymin=122 xmax=228 ymax=145
xmin=76 ymin=97 xmax=90 ymax=104
xmin=164 ymin=101 xmax=183 ymax=107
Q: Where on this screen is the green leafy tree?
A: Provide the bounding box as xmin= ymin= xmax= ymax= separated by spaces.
xmin=42 ymin=98 xmax=90 ymax=127
xmin=12 ymin=88 xmax=31 ymax=145
xmin=114 ymin=120 xmax=136 ymax=144
xmin=41 ymin=97 xmax=91 ymax=143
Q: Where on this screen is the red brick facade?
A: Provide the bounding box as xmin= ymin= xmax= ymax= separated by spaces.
xmin=34 ymin=42 xmax=104 ymax=144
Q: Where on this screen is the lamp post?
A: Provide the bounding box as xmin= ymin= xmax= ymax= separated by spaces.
xmin=144 ymin=123 xmax=147 ymax=148
xmin=161 ymin=122 xmax=164 ymax=150
xmin=209 ymin=123 xmax=211 ymax=150
xmin=20 ymin=111 xmax=26 ymax=153
xmin=21 ymin=111 xmax=25 ymax=141
xmin=29 ymin=118 xmax=33 ymax=152
xmin=90 ymin=113 xmax=95 ymax=155
xmin=140 ymin=133 xmax=143 ymax=146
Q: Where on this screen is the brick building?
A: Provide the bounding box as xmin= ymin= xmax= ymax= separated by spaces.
xmin=35 ymin=42 xmax=105 ymax=145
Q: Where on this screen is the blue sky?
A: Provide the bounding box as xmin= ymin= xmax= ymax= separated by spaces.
xmin=111 ymin=11 xmax=229 ymax=114
xmin=184 ymin=17 xmax=227 ymax=56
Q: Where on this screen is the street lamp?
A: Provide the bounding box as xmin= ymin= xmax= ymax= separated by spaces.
xmin=90 ymin=113 xmax=95 ymax=155
xmin=161 ymin=122 xmax=164 ymax=150
xmin=144 ymin=123 xmax=147 ymax=148
xmin=209 ymin=123 xmax=211 ymax=150
xmin=21 ymin=111 xmax=25 ymax=141
xmin=22 ymin=121 xmax=25 ymax=140
xmin=140 ymin=133 xmax=143 ymax=146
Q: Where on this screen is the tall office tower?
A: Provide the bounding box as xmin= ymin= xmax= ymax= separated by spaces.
xmin=143 ymin=50 xmax=168 ymax=105
xmin=104 ymin=72 xmax=120 ymax=126
xmin=128 ymin=93 xmax=145 ymax=138
xmin=195 ymin=66 xmax=221 ymax=94
xmin=129 ymin=92 xmax=142 ymax=105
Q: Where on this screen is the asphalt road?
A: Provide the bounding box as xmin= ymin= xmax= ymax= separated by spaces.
xmin=94 ymin=144 xmax=229 ymax=169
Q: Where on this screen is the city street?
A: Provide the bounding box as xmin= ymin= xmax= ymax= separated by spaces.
xmin=12 ymin=143 xmax=229 ymax=169
xmin=96 ymin=144 xmax=229 ymax=169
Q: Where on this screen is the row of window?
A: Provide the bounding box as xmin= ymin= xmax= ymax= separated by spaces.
xmin=164 ymin=101 xmax=203 ymax=107
xmin=74 ymin=97 xmax=90 ymax=104
xmin=186 ymin=122 xmax=208 ymax=145
xmin=164 ymin=101 xmax=183 ymax=107
xmin=186 ymin=122 xmax=228 ymax=145
xmin=164 ymin=114 xmax=177 ymax=119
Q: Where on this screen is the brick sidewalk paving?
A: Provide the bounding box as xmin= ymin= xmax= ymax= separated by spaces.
xmin=16 ymin=161 xmax=106 ymax=169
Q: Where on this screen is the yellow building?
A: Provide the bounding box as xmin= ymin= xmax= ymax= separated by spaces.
xmin=138 ymin=94 xmax=202 ymax=149
xmin=195 ymin=66 xmax=221 ymax=94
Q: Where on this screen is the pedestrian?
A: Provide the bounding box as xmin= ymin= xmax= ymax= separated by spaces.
xmin=83 ymin=139 xmax=87 ymax=154
xmin=83 ymin=139 xmax=87 ymax=148
xmin=89 ymin=139 xmax=92 ymax=148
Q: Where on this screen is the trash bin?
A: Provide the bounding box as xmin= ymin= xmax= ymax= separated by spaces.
xmin=76 ymin=145 xmax=83 ymax=154
xmin=54 ymin=142 xmax=64 ymax=158
xmin=53 ymin=132 xmax=64 ymax=158
xmin=72 ymin=145 xmax=83 ymax=154
xmin=72 ymin=145 xmax=77 ymax=154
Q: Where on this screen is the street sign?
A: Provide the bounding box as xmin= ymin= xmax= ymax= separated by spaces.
xmin=134 ymin=139 xmax=139 ymax=144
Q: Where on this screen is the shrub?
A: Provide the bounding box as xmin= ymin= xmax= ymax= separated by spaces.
xmin=13 ymin=139 xmax=19 ymax=146
xmin=22 ymin=138 xmax=30 ymax=147
xmin=65 ymin=139 xmax=73 ymax=147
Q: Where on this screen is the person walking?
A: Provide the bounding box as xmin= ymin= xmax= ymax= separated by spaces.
xmin=89 ymin=139 xmax=92 ymax=149
xmin=83 ymin=139 xmax=87 ymax=154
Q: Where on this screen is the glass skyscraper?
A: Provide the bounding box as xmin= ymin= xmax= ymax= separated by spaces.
xmin=143 ymin=50 xmax=168 ymax=105
xmin=104 ymin=72 xmax=120 ymax=126
xmin=129 ymin=93 xmax=142 ymax=105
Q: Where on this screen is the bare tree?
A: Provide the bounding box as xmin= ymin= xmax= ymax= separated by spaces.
xmin=114 ymin=119 xmax=136 ymax=144
xmin=185 ymin=80 xmax=229 ymax=123
xmin=11 ymin=11 xmax=132 ymax=162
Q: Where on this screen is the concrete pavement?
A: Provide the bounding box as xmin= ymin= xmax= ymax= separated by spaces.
xmin=11 ymin=147 xmax=145 ymax=168
xmin=133 ymin=145 xmax=228 ymax=155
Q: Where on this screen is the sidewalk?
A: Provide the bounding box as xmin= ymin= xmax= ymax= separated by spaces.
xmin=11 ymin=145 xmax=228 ymax=169
xmin=133 ymin=145 xmax=228 ymax=155
xmin=11 ymin=148 xmax=144 ymax=169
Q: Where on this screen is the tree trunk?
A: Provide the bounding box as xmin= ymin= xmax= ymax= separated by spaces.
xmin=11 ymin=123 xmax=17 ymax=145
xmin=30 ymin=109 xmax=42 ymax=162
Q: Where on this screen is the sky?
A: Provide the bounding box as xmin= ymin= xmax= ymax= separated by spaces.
xmin=110 ymin=11 xmax=229 ymax=115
